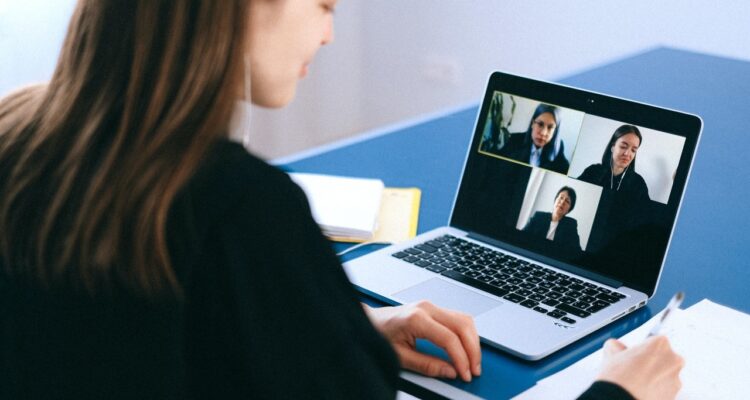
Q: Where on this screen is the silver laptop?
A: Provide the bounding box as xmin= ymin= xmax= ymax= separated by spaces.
xmin=343 ymin=71 xmax=702 ymax=360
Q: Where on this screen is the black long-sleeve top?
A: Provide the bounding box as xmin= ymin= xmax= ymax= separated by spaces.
xmin=0 ymin=139 xmax=632 ymax=399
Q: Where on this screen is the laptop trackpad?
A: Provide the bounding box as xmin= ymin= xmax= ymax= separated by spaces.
xmin=393 ymin=278 xmax=502 ymax=316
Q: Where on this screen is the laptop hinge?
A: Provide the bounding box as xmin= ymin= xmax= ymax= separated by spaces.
xmin=466 ymin=232 xmax=623 ymax=288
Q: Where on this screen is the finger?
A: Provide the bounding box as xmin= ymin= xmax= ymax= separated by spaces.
xmin=412 ymin=314 xmax=472 ymax=382
xmin=603 ymin=339 xmax=627 ymax=357
xmin=430 ymin=309 xmax=482 ymax=376
xmin=398 ymin=347 xmax=457 ymax=380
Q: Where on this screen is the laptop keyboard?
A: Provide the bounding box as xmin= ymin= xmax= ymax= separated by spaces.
xmin=391 ymin=235 xmax=627 ymax=325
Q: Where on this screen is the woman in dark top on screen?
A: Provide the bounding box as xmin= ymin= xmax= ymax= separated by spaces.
xmin=578 ymin=125 xmax=651 ymax=252
xmin=523 ymin=186 xmax=583 ymax=253
xmin=500 ymin=104 xmax=570 ymax=174
xmin=0 ymin=1 xmax=683 ymax=399
xmin=578 ymin=124 xmax=650 ymax=201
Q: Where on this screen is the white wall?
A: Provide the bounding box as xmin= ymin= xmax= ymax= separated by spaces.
xmin=0 ymin=1 xmax=76 ymax=95
xmin=2 ymin=1 xmax=750 ymax=159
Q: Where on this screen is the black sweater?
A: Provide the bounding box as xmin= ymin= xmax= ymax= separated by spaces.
xmin=0 ymin=139 xmax=632 ymax=399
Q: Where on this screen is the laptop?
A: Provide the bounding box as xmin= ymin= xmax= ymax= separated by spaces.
xmin=343 ymin=71 xmax=702 ymax=360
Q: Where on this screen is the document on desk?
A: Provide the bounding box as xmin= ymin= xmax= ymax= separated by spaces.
xmin=513 ymin=299 xmax=750 ymax=400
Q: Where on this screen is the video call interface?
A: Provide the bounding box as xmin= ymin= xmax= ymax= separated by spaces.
xmin=452 ymin=91 xmax=688 ymax=293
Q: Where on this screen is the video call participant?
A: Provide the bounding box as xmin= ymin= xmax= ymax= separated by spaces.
xmin=578 ymin=124 xmax=650 ymax=201
xmin=523 ymin=186 xmax=582 ymax=253
xmin=578 ymin=125 xmax=650 ymax=253
xmin=500 ymin=104 xmax=570 ymax=174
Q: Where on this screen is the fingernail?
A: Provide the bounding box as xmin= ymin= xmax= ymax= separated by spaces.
xmin=475 ymin=364 xmax=482 ymax=376
xmin=441 ymin=366 xmax=456 ymax=379
xmin=464 ymin=369 xmax=472 ymax=382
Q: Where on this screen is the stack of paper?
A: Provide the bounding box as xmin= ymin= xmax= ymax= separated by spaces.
xmin=513 ymin=299 xmax=750 ymax=399
xmin=290 ymin=173 xmax=384 ymax=240
xmin=289 ymin=173 xmax=421 ymax=244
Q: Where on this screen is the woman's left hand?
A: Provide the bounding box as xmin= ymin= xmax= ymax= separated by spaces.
xmin=363 ymin=301 xmax=481 ymax=382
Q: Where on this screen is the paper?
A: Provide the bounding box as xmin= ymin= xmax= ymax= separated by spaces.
xmin=514 ymin=299 xmax=750 ymax=400
xmin=329 ymin=188 xmax=421 ymax=244
xmin=289 ymin=173 xmax=384 ymax=240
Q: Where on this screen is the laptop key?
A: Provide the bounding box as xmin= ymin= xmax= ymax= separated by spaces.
xmin=557 ymin=304 xmax=591 ymax=318
xmin=426 ymin=265 xmax=446 ymax=273
xmin=533 ymin=306 xmax=548 ymax=313
xmin=596 ymin=293 xmax=621 ymax=303
xmin=425 ymin=240 xmax=446 ymax=248
xmin=592 ymin=300 xmax=610 ymax=308
xmin=392 ymin=252 xmax=409 ymax=259
xmin=415 ymin=244 xmax=438 ymax=253
xmin=515 ymin=289 xmax=533 ymax=297
xmin=547 ymin=310 xmax=566 ymax=319
xmin=404 ymin=248 xmax=422 ymax=255
xmin=580 ymin=295 xmax=596 ymax=303
xmin=415 ymin=260 xmax=433 ymax=268
xmin=503 ymin=293 xmax=525 ymax=303
xmin=542 ymin=299 xmax=560 ymax=307
xmin=560 ymin=317 xmax=577 ymax=324
xmin=587 ymin=304 xmax=608 ymax=313
xmin=520 ymin=300 xmax=539 ymax=308
xmin=528 ymin=294 xmax=544 ymax=302
xmin=572 ymin=301 xmax=591 ymax=309
xmin=441 ymin=270 xmax=509 ymax=299
xmin=403 ymin=256 xmax=420 ymax=263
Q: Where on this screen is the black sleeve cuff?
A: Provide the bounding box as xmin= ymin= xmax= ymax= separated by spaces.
xmin=577 ymin=380 xmax=635 ymax=400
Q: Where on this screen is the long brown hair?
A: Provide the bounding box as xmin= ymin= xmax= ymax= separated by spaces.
xmin=0 ymin=1 xmax=248 ymax=298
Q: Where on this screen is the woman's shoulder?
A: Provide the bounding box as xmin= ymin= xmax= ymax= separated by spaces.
xmin=531 ymin=211 xmax=551 ymax=221
xmin=578 ymin=163 xmax=606 ymax=181
xmin=627 ymin=169 xmax=650 ymax=198
xmin=582 ymin=163 xmax=606 ymax=173
xmin=175 ymin=139 xmax=305 ymax=226
xmin=197 ymin=139 xmax=296 ymax=195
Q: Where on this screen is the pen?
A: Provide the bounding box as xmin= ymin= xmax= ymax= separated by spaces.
xmin=647 ymin=291 xmax=684 ymax=337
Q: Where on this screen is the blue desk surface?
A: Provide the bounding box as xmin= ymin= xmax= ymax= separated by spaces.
xmin=284 ymin=47 xmax=750 ymax=399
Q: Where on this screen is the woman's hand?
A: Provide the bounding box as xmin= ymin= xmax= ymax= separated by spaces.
xmin=596 ymin=336 xmax=684 ymax=400
xmin=363 ymin=301 xmax=481 ymax=382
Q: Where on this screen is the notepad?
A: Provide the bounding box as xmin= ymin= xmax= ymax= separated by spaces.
xmin=513 ymin=299 xmax=750 ymax=400
xmin=289 ymin=173 xmax=421 ymax=244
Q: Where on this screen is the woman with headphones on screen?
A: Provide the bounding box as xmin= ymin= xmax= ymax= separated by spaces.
xmin=578 ymin=124 xmax=651 ymax=253
xmin=0 ymin=1 xmax=681 ymax=399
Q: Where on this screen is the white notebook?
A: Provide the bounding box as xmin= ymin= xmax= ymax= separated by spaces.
xmin=289 ymin=173 xmax=384 ymax=240
xmin=513 ymin=299 xmax=750 ymax=400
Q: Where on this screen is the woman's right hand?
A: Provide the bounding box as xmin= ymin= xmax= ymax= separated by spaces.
xmin=596 ymin=336 xmax=684 ymax=400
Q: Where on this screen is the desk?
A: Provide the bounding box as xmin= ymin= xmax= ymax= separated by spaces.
xmin=282 ymin=47 xmax=750 ymax=399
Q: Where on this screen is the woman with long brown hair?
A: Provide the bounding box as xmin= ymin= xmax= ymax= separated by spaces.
xmin=0 ymin=1 xmax=683 ymax=399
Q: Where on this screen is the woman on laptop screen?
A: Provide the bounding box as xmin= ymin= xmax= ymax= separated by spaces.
xmin=500 ymin=103 xmax=571 ymax=174
xmin=579 ymin=125 xmax=651 ymax=253
xmin=0 ymin=1 xmax=682 ymax=399
xmin=523 ymin=186 xmax=583 ymax=253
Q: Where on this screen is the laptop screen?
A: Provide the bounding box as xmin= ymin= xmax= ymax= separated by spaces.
xmin=451 ymin=72 xmax=701 ymax=296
